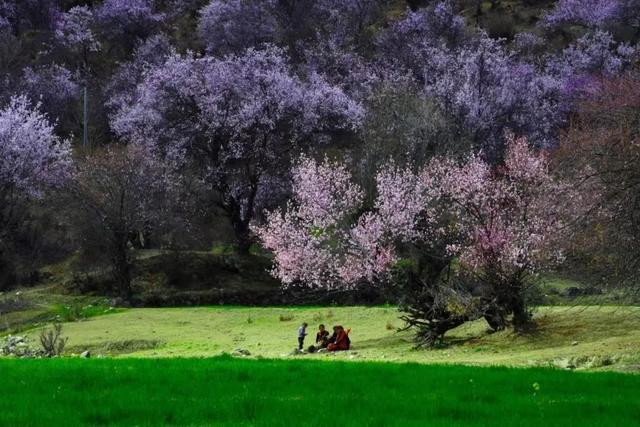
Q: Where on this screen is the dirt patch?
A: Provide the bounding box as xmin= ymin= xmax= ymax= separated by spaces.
xmin=69 ymin=339 xmax=164 ymax=355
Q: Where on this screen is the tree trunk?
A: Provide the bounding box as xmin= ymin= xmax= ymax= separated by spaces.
xmin=82 ymin=85 xmax=89 ymax=147
xmin=231 ymin=219 xmax=252 ymax=255
xmin=483 ymin=304 xmax=507 ymax=331
xmin=225 ymin=177 xmax=259 ymax=255
xmin=510 ymin=296 xmax=530 ymax=330
xmin=112 ymin=235 xmax=132 ymax=300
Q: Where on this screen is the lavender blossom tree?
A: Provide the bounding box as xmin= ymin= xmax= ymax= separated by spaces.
xmin=20 ymin=64 xmax=80 ymax=124
xmin=111 ymin=46 xmax=363 ymax=252
xmin=0 ymin=0 xmax=59 ymax=35
xmin=547 ymin=30 xmax=637 ymax=101
xmin=197 ymin=0 xmax=278 ymax=55
xmin=0 ymin=96 xmax=71 ymax=288
xmin=377 ymin=4 xmax=565 ymax=153
xmin=95 ymin=0 xmax=165 ymax=51
xmin=541 ymin=0 xmax=640 ymax=32
xmin=0 ymin=96 xmax=70 ymax=210
xmin=55 ymin=5 xmax=100 ymax=147
xmin=376 ymin=2 xmax=468 ymax=83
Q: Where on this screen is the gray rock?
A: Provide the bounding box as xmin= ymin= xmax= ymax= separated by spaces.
xmin=233 ymin=348 xmax=251 ymax=356
xmin=80 ymin=351 xmax=91 ymax=358
xmin=553 ymin=357 xmax=576 ymax=370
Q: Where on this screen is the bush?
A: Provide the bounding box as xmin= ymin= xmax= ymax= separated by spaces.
xmin=39 ymin=323 xmax=67 ymax=357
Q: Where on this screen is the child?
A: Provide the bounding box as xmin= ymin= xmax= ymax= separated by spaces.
xmin=297 ymin=322 xmax=308 ymax=350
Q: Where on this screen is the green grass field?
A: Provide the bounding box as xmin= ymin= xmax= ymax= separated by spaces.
xmin=0 ymin=357 xmax=638 ymax=426
xmin=17 ymin=305 xmax=640 ymax=371
xmin=3 ymin=289 xmax=640 ymax=425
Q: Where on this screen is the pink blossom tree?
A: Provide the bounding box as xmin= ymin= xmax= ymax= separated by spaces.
xmin=437 ymin=136 xmax=588 ymax=328
xmin=255 ymin=136 xmax=588 ymax=341
xmin=253 ymin=154 xmax=464 ymax=345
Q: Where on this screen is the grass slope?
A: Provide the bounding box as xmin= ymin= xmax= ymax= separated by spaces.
xmin=0 ymin=357 xmax=638 ymax=426
xmin=20 ymin=305 xmax=640 ymax=371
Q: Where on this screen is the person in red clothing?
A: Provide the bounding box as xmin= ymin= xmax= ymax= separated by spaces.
xmin=327 ymin=325 xmax=351 ymax=351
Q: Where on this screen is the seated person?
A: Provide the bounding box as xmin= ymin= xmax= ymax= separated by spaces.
xmin=316 ymin=324 xmax=330 ymax=348
xmin=328 ymin=326 xmax=338 ymax=343
xmin=327 ymin=325 xmax=351 ymax=352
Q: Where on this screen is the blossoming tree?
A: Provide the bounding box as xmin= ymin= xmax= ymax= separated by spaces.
xmin=0 ymin=96 xmax=71 ymax=288
xmin=111 ymin=46 xmax=363 ymax=252
xmin=255 ymin=136 xmax=589 ymax=343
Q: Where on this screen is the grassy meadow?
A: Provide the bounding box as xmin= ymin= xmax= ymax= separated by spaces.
xmin=3 ymin=286 xmax=640 ymax=426
xmin=12 ymin=305 xmax=640 ymax=370
xmin=0 ymin=357 xmax=638 ymax=426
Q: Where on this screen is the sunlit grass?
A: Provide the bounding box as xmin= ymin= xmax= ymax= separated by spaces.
xmin=14 ymin=305 xmax=640 ymax=370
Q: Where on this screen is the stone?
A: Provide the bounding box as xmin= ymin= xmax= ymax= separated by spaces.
xmin=553 ymin=358 xmax=576 ymax=370
xmin=233 ymin=348 xmax=251 ymax=356
xmin=80 ymin=351 xmax=91 ymax=358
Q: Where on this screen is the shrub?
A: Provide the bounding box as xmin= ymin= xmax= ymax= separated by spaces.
xmin=39 ymin=323 xmax=67 ymax=357
xmin=386 ymin=321 xmax=396 ymax=331
xmin=279 ymin=314 xmax=294 ymax=322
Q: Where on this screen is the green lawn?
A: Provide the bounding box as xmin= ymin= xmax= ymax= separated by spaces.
xmin=0 ymin=357 xmax=638 ymax=426
xmin=15 ymin=305 xmax=640 ymax=371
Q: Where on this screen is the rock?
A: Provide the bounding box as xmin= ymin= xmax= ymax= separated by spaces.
xmin=7 ymin=336 xmax=24 ymax=346
xmin=233 ymin=348 xmax=251 ymax=356
xmin=80 ymin=351 xmax=91 ymax=358
xmin=571 ymin=341 xmax=579 ymax=346
xmin=553 ymin=358 xmax=576 ymax=370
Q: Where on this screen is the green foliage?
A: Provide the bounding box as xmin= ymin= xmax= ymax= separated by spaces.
xmin=211 ymin=244 xmax=235 ymax=256
xmin=0 ymin=358 xmax=638 ymax=426
xmin=248 ymin=243 xmax=264 ymax=256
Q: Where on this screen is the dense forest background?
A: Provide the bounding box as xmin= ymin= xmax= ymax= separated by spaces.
xmin=1 ymin=0 xmax=639 ymax=317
